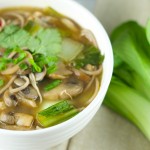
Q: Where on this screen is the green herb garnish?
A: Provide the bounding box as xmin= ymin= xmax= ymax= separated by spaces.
xmin=24 ymin=21 xmax=41 ymax=35
xmin=33 ymin=54 xmax=58 ymax=74
xmin=29 ymin=58 xmax=42 ymax=73
xmin=75 ymin=46 xmax=104 ymax=68
xmin=44 ymin=79 xmax=62 ymax=91
xmin=19 ymin=63 xmax=29 ymax=70
xmin=0 ymin=24 xmax=62 ymax=56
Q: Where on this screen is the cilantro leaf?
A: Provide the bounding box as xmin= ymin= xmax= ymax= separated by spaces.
xmin=75 ymin=46 xmax=104 ymax=68
xmin=36 ymin=28 xmax=62 ymax=55
xmin=0 ymin=24 xmax=62 ymax=56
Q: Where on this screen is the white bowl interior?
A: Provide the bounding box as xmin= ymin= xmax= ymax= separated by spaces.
xmin=0 ymin=0 xmax=113 ymax=149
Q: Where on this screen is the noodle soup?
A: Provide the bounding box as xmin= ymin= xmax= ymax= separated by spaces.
xmin=0 ymin=7 xmax=104 ymax=130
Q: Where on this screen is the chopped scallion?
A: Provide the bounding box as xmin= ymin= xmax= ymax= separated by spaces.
xmin=44 ymin=79 xmax=62 ymax=91
xmin=29 ymin=58 xmax=42 ymax=73
xmin=19 ymin=63 xmax=29 ymax=70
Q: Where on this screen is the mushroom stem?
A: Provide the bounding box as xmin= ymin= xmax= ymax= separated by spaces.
xmin=3 ymin=90 xmax=18 ymax=107
xmin=29 ymin=73 xmax=42 ymax=103
xmin=9 ymin=76 xmax=30 ymax=93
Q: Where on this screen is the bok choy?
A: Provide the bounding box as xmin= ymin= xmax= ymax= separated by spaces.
xmin=37 ymin=100 xmax=79 ymax=127
xmin=104 ymin=20 xmax=150 ymax=140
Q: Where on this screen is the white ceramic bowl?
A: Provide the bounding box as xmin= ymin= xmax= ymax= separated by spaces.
xmin=0 ymin=0 xmax=113 ymax=150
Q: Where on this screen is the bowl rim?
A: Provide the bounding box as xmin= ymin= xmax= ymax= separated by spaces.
xmin=0 ymin=0 xmax=113 ymax=135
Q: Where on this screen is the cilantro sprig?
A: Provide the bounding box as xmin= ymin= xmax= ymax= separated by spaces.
xmin=0 ymin=23 xmax=62 ymax=73
xmin=0 ymin=24 xmax=62 ymax=56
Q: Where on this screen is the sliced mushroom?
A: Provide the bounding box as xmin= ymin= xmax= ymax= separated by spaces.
xmin=14 ymin=113 xmax=34 ymax=127
xmin=19 ymin=85 xmax=38 ymax=100
xmin=29 ymin=73 xmax=42 ymax=103
xmin=3 ymin=90 xmax=18 ymax=107
xmin=35 ymin=66 xmax=46 ymax=81
xmin=43 ymin=78 xmax=84 ymax=100
xmin=0 ymin=111 xmax=15 ymax=125
xmin=9 ymin=76 xmax=30 ymax=93
xmin=14 ymin=77 xmax=26 ymax=87
xmin=16 ymin=93 xmax=37 ymax=108
xmin=81 ymin=29 xmax=98 ymax=48
xmin=48 ymin=62 xmax=72 ymax=79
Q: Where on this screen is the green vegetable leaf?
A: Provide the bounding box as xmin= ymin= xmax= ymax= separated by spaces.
xmin=33 ymin=54 xmax=58 ymax=74
xmin=44 ymin=79 xmax=62 ymax=91
xmin=0 ymin=24 xmax=62 ymax=57
xmin=75 ymin=46 xmax=104 ymax=68
xmin=36 ymin=28 xmax=62 ymax=55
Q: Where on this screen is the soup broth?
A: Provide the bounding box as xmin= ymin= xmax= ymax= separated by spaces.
xmin=0 ymin=7 xmax=103 ymax=130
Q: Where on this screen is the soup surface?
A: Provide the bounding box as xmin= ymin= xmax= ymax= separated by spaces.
xmin=0 ymin=7 xmax=103 ymax=130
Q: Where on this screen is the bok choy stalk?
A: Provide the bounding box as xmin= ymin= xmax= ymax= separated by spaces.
xmin=104 ymin=20 xmax=150 ymax=140
xmin=104 ymin=77 xmax=150 ymax=140
xmin=37 ymin=100 xmax=79 ymax=127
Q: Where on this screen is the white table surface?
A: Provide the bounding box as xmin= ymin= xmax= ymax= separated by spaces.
xmin=51 ymin=0 xmax=150 ymax=149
